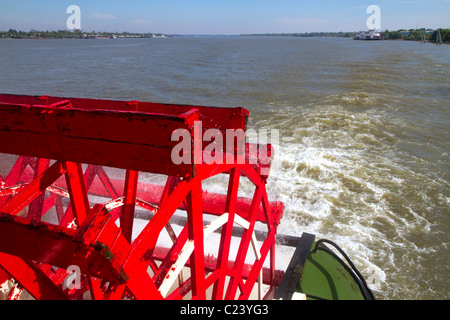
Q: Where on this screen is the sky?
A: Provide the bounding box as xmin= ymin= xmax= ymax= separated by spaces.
xmin=0 ymin=0 xmax=449 ymax=35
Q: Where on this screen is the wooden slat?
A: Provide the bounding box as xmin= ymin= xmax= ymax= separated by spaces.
xmin=0 ymin=102 xmax=197 ymax=176
xmin=0 ymin=93 xmax=249 ymax=131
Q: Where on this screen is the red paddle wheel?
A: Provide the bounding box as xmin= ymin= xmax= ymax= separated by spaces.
xmin=0 ymin=94 xmax=284 ymax=300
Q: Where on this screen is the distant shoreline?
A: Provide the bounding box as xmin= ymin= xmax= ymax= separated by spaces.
xmin=1 ymin=36 xmax=447 ymax=44
xmin=1 ymin=29 xmax=448 ymax=44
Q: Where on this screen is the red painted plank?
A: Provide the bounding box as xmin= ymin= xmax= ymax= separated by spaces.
xmin=121 ymin=170 xmax=139 ymax=243
xmin=0 ymin=102 xmax=197 ymax=176
xmin=0 ymin=253 xmax=68 ymax=300
xmin=0 ymin=211 xmax=122 ymax=283
xmin=0 ymin=93 xmax=249 ymax=131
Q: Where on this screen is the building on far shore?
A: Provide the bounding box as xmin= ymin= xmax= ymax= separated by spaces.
xmin=353 ymin=29 xmax=382 ymax=40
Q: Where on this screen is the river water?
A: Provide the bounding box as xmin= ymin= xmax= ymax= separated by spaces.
xmin=0 ymin=37 xmax=448 ymax=300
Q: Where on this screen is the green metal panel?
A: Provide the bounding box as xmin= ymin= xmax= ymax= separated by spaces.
xmin=296 ymin=246 xmax=366 ymax=300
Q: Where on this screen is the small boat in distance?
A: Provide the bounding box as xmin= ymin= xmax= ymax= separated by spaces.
xmin=354 ymin=29 xmax=382 ymax=40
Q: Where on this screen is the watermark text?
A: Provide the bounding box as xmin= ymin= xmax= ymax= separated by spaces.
xmin=66 ymin=5 xmax=81 ymax=30
xmin=366 ymin=5 xmax=381 ymax=30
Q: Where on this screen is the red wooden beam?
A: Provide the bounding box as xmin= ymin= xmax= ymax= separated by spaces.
xmin=27 ymin=158 xmax=50 ymax=220
xmin=0 ymin=101 xmax=198 ymax=177
xmin=131 ymin=179 xmax=191 ymax=259
xmin=0 ymin=161 xmax=66 ymax=216
xmin=121 ymin=170 xmax=139 ymax=243
xmin=186 ymin=177 xmax=206 ymax=299
xmin=225 ymin=186 xmax=263 ymax=299
xmin=212 ymin=167 xmax=241 ymax=299
xmin=0 ymin=93 xmax=249 ymax=132
xmin=239 ymin=231 xmax=276 ymax=300
xmin=0 ymin=253 xmax=68 ymax=300
xmin=63 ymin=161 xmax=90 ymax=225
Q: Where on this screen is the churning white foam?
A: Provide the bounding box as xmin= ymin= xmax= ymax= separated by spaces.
xmin=252 ymin=103 xmax=439 ymax=299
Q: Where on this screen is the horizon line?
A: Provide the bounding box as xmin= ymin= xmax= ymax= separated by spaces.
xmin=2 ymin=27 xmax=448 ymax=37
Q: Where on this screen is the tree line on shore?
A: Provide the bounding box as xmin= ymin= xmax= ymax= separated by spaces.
xmin=1 ymin=28 xmax=448 ymax=43
xmin=245 ymin=29 xmax=449 ymax=43
xmin=383 ymin=29 xmax=449 ymax=42
xmin=0 ymin=29 xmax=163 ymax=39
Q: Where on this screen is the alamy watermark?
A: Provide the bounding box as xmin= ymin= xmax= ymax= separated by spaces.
xmin=171 ymin=121 xmax=279 ymax=176
xmin=63 ymin=265 xmax=81 ymax=290
xmin=366 ymin=5 xmax=381 ymax=30
xmin=66 ymin=5 xmax=81 ymax=30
